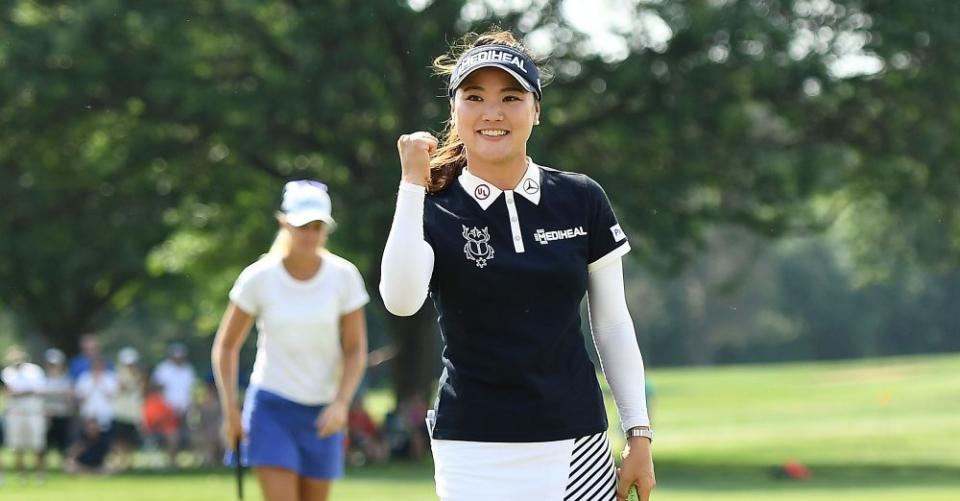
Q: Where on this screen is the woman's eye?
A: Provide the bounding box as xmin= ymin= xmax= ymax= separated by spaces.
xmin=504 ymin=95 xmax=521 ymax=102
xmin=465 ymin=95 xmax=482 ymax=102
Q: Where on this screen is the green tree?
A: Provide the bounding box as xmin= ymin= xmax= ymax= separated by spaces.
xmin=2 ymin=0 xmax=957 ymax=395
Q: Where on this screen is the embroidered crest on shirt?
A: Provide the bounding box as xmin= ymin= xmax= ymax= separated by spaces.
xmin=534 ymin=226 xmax=587 ymax=245
xmin=462 ymin=225 xmax=495 ymax=268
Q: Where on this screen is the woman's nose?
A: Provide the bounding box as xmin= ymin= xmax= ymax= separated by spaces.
xmin=480 ymin=103 xmax=504 ymax=121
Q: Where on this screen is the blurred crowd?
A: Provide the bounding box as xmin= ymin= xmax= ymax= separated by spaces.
xmin=0 ymin=334 xmax=429 ymax=484
xmin=0 ymin=334 xmax=212 ymax=483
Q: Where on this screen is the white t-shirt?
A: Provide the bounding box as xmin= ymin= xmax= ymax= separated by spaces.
xmin=229 ymin=251 xmax=369 ymax=405
xmin=2 ymin=363 xmax=46 ymax=415
xmin=152 ymin=360 xmax=196 ymax=413
xmin=75 ymin=371 xmax=119 ymax=428
xmin=114 ymin=366 xmax=145 ymax=422
xmin=43 ymin=373 xmax=74 ymax=417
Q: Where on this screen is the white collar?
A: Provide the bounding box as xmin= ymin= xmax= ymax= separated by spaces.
xmin=458 ymin=160 xmax=542 ymax=210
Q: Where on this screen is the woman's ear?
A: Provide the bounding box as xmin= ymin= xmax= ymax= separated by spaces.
xmin=534 ymin=102 xmax=541 ymax=126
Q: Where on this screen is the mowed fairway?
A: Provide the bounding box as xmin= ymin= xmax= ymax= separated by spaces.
xmin=5 ymin=353 xmax=959 ymax=500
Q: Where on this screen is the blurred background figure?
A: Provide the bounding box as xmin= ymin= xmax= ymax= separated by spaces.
xmin=346 ymin=398 xmax=388 ymax=466
xmin=65 ymin=417 xmax=113 ymax=476
xmin=111 ymin=347 xmax=145 ymax=471
xmin=1 ymin=346 xmax=48 ymax=484
xmin=194 ymin=379 xmax=224 ymax=467
xmin=151 ymin=343 xmax=196 ymax=466
xmin=69 ymin=334 xmax=110 ymax=381
xmin=74 ymin=358 xmax=118 ymax=434
xmin=40 ymin=348 xmax=74 ymax=472
xmin=383 ymin=396 xmax=428 ymax=462
xmin=141 ymin=383 xmax=180 ymax=469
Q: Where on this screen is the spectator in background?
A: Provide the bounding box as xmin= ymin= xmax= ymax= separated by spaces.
xmin=2 ymin=346 xmax=47 ymax=484
xmin=151 ymin=343 xmax=195 ymax=464
xmin=383 ymin=396 xmax=428 ymax=462
xmin=40 ymin=348 xmax=74 ymax=468
xmin=111 ymin=347 xmax=145 ymax=471
xmin=141 ymin=382 xmax=179 ymax=468
xmin=68 ymin=334 xmax=110 ymax=380
xmin=65 ymin=417 xmax=113 ymax=475
xmin=347 ymin=398 xmax=388 ymax=466
xmin=75 ymin=358 xmax=119 ymax=432
xmin=195 ymin=379 xmax=224 ymax=466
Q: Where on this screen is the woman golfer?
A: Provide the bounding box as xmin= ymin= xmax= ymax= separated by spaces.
xmin=213 ymin=180 xmax=369 ymax=501
xmin=380 ymin=30 xmax=655 ymax=501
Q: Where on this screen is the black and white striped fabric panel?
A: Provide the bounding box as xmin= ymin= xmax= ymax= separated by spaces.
xmin=564 ymin=432 xmax=617 ymax=500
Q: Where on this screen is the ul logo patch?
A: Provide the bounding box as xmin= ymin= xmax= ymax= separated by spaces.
xmin=462 ymin=225 xmax=495 ymax=268
xmin=474 ymin=184 xmax=491 ymax=200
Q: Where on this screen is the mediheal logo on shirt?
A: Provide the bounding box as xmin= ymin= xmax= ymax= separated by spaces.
xmin=534 ymin=226 xmax=587 ymax=245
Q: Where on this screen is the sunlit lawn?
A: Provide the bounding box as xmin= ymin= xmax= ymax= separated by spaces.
xmin=4 ymin=353 xmax=959 ymax=500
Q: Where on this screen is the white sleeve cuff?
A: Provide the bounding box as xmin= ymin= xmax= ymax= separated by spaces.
xmin=399 ymin=180 xmax=427 ymax=194
xmin=588 ymin=242 xmax=631 ymax=273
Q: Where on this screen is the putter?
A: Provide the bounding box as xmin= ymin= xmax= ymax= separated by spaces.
xmin=234 ymin=436 xmax=244 ymax=500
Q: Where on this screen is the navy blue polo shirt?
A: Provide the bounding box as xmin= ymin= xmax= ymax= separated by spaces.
xmin=424 ymin=160 xmax=630 ymax=442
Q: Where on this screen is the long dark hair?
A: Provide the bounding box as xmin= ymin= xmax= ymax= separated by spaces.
xmin=428 ymin=29 xmax=547 ymax=192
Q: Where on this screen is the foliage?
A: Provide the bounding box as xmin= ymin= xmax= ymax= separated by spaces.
xmin=0 ymin=1 xmax=957 ymax=384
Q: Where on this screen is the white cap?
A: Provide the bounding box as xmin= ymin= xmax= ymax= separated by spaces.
xmin=281 ymin=180 xmax=335 ymax=227
xmin=45 ymin=348 xmax=66 ymax=365
xmin=118 ymin=347 xmax=139 ymax=365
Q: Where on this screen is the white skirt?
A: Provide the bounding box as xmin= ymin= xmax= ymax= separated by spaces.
xmin=430 ymin=425 xmax=617 ymax=500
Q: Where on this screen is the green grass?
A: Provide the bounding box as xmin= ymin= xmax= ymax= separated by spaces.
xmin=3 ymin=353 xmax=959 ymax=500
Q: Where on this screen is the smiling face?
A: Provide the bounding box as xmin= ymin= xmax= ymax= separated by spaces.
xmin=453 ymin=67 xmax=540 ymax=169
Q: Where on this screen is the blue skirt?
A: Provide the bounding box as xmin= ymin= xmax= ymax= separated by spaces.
xmin=229 ymin=387 xmax=345 ymax=480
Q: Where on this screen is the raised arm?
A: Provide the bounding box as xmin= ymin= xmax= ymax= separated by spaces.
xmin=379 ymin=132 xmax=438 ymax=316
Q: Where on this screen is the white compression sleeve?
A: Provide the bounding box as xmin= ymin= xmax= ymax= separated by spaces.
xmin=379 ymin=181 xmax=435 ymax=316
xmin=587 ymin=257 xmax=651 ymax=430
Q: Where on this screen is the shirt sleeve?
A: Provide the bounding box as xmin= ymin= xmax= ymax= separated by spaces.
xmin=587 ymin=257 xmax=650 ymax=431
xmin=585 ymin=176 xmax=631 ymax=272
xmin=379 ymin=181 xmax=435 ymax=316
xmin=340 ymin=260 xmax=371 ymax=314
xmin=30 ymin=365 xmax=46 ymax=391
xmin=228 ymin=262 xmax=263 ymax=316
xmin=105 ymin=374 xmax=120 ymax=395
xmin=75 ymin=375 xmax=90 ymax=398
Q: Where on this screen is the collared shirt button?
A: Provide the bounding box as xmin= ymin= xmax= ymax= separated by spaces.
xmin=514 ymin=235 xmax=521 ymax=241
xmin=510 ymin=217 xmax=517 ymax=223
xmin=506 ymin=198 xmax=514 ymax=204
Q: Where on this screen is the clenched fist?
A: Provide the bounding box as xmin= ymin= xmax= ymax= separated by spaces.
xmin=397 ymin=131 xmax=439 ymax=187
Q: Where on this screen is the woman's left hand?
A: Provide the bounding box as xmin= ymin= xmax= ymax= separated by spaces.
xmin=617 ymin=437 xmax=656 ymax=501
xmin=315 ymin=400 xmax=348 ymax=437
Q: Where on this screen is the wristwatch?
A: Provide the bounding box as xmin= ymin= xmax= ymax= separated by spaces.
xmin=626 ymin=426 xmax=654 ymax=442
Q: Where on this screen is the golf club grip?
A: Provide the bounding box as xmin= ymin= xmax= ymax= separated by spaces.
xmin=235 ymin=436 xmax=244 ymax=500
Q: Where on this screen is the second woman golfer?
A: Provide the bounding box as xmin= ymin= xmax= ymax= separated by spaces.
xmin=212 ymin=180 xmax=369 ymax=501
